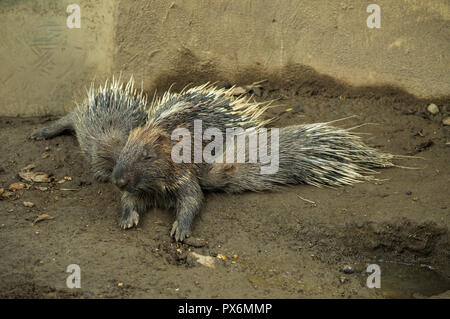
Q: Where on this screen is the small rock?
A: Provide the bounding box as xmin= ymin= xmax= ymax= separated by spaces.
xmin=340 ymin=276 xmax=348 ymax=284
xmin=23 ymin=201 xmax=34 ymax=207
xmin=342 ymin=265 xmax=354 ymax=274
xmin=188 ymin=252 xmax=216 ymax=268
xmin=427 ymin=103 xmax=439 ymax=115
xmin=217 ymin=254 xmax=227 ymax=260
xmin=443 ymin=117 xmax=450 ymax=126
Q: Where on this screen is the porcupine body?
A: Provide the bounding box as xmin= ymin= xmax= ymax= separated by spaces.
xmin=111 ymin=87 xmax=394 ymax=242
xmin=111 ymin=84 xmax=272 ymax=231
xmin=31 ymin=77 xmax=148 ymax=182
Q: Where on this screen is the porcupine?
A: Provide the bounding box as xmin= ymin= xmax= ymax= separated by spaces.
xmin=112 ymin=84 xmax=272 ymax=230
xmin=31 ymin=79 xmax=272 ymax=232
xmin=111 ymin=88 xmax=395 ymax=242
xmin=31 ymin=77 xmax=148 ymax=182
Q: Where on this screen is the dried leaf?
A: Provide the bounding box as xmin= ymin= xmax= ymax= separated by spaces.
xmin=19 ymin=171 xmax=53 ymax=183
xmin=1 ymin=191 xmax=15 ymax=199
xmin=32 ymin=214 xmax=54 ymax=226
xmin=9 ymin=182 xmax=25 ymax=191
xmin=21 ymin=164 xmax=36 ymax=172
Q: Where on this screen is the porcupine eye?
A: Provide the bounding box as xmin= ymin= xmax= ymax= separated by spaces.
xmin=142 ymin=149 xmax=152 ymax=161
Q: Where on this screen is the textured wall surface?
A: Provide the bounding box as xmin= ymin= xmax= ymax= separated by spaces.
xmin=0 ymin=0 xmax=449 ymax=116
xmin=0 ymin=0 xmax=115 ymax=116
xmin=115 ymin=0 xmax=449 ymax=97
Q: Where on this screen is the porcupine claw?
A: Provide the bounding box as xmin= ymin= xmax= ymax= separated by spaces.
xmin=170 ymin=221 xmax=191 ymax=242
xmin=119 ymin=209 xmax=139 ymax=229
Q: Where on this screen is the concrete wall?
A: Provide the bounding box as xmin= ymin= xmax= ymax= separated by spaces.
xmin=116 ymin=0 xmax=450 ymax=97
xmin=0 ymin=0 xmax=449 ymax=116
xmin=0 ymin=0 xmax=115 ymax=116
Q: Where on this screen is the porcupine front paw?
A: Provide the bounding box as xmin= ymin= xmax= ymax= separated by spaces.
xmin=119 ymin=207 xmax=140 ymax=229
xmin=170 ymin=220 xmax=191 ymax=242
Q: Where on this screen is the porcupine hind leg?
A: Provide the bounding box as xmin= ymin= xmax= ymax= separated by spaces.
xmin=119 ymin=191 xmax=152 ymax=229
xmin=31 ymin=113 xmax=75 ymax=140
xmin=170 ymin=176 xmax=204 ymax=242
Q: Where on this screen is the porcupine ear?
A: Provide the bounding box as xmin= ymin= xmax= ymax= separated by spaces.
xmin=147 ymin=132 xmax=171 ymax=158
xmin=152 ymin=131 xmax=170 ymax=146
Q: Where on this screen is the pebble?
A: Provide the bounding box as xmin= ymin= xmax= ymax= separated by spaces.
xmin=216 ymin=254 xmax=227 ymax=260
xmin=342 ymin=265 xmax=354 ymax=274
xmin=427 ymin=103 xmax=439 ymax=115
xmin=443 ymin=117 xmax=450 ymax=126
xmin=188 ymin=252 xmax=216 ymax=268
xmin=23 ymin=201 xmax=34 ymax=207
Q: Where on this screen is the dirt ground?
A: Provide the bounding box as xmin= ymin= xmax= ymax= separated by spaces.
xmin=0 ymin=79 xmax=449 ymax=299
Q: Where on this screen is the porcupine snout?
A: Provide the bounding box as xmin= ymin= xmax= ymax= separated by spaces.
xmin=115 ymin=177 xmax=128 ymax=190
xmin=112 ymin=165 xmax=135 ymax=191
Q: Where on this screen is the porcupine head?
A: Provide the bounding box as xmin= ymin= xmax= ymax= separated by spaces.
xmin=111 ymin=123 xmax=177 ymax=195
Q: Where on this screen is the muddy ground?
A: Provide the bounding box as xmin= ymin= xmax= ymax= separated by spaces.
xmin=0 ymin=80 xmax=449 ymax=299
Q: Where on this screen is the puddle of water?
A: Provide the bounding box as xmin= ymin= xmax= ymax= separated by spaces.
xmin=360 ymin=261 xmax=450 ymax=298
